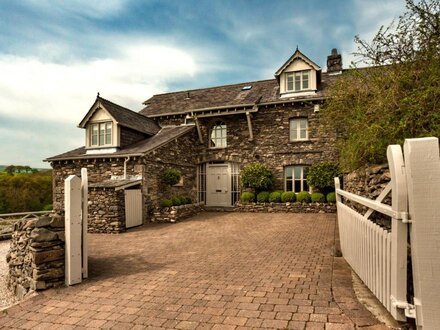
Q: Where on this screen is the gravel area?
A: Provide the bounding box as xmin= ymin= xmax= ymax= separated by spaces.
xmin=0 ymin=240 xmax=17 ymax=310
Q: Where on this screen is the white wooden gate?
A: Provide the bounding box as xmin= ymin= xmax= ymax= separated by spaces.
xmin=125 ymin=189 xmax=143 ymax=228
xmin=335 ymin=137 xmax=440 ymax=329
xmin=64 ymin=168 xmax=88 ymax=286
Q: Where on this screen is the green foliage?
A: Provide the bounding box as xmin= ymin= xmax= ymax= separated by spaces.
xmin=42 ymin=204 xmax=53 ymax=211
xmin=240 ymin=163 xmax=274 ymax=193
xmin=161 ymin=199 xmax=173 ymax=207
xmin=322 ymin=0 xmax=440 ymax=170
xmin=307 ymin=162 xmax=341 ymax=193
xmin=171 ymin=196 xmax=182 ymax=206
xmin=326 ymin=192 xmax=336 ymax=203
xmin=311 ymin=192 xmax=326 ymax=203
xmin=160 ymin=168 xmax=181 ymax=186
xmin=181 ymin=196 xmax=192 ymax=204
xmin=256 ymin=191 xmax=270 ymax=203
xmin=240 ymin=192 xmax=255 ymax=204
xmin=296 ymin=191 xmax=311 ymax=203
xmin=281 ymin=191 xmax=296 ymax=203
xmin=0 ymin=171 xmax=52 ymax=213
xmin=268 ymin=191 xmax=281 ymax=203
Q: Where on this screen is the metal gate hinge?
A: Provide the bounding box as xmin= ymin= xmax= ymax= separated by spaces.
xmin=394 ymin=211 xmax=412 ymax=223
xmin=391 ymin=296 xmax=416 ymax=319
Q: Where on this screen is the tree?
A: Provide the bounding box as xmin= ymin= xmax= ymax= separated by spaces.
xmin=240 ymin=163 xmax=274 ymax=194
xmin=323 ymin=0 xmax=440 ymax=170
xmin=5 ymin=165 xmax=15 ymax=175
xmin=307 ymin=162 xmax=341 ymax=194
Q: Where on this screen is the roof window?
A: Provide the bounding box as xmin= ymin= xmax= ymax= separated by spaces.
xmin=242 ymin=85 xmax=252 ymax=91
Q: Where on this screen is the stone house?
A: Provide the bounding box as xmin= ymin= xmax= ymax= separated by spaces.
xmin=46 ymin=48 xmax=342 ymax=232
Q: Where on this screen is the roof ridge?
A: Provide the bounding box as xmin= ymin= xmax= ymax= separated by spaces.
xmin=97 ymin=96 xmax=155 ymax=120
xmin=143 ymin=78 xmax=277 ymax=102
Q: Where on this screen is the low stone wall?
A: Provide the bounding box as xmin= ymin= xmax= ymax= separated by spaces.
xmin=152 ymin=203 xmax=204 ymax=223
xmin=88 ymin=188 xmax=125 ymax=233
xmin=6 ymin=214 xmax=65 ymax=299
xmin=234 ymin=202 xmax=336 ymax=213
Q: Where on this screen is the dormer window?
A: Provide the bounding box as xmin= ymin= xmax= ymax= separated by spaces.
xmin=90 ymin=122 xmax=112 ymax=147
xmin=286 ymin=70 xmax=310 ymax=92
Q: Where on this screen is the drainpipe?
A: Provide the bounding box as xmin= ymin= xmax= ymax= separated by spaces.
xmin=123 ymin=156 xmax=130 ymax=179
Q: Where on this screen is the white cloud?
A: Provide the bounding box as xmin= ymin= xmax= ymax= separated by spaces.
xmin=0 ymin=42 xmax=197 ymax=125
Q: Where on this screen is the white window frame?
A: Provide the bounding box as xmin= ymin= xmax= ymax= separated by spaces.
xmin=90 ymin=122 xmax=112 ymax=147
xmin=285 ymin=166 xmax=309 ymax=193
xmin=210 ymin=121 xmax=227 ymax=148
xmin=289 ymin=118 xmax=308 ymax=141
xmin=286 ymin=70 xmax=310 ymax=92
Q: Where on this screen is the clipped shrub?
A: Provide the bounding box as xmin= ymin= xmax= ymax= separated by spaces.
xmin=241 ymin=163 xmax=274 ymax=193
xmin=161 ymin=199 xmax=173 ymax=207
xmin=160 ymin=168 xmax=181 ymax=186
xmin=275 ymin=190 xmax=284 ymax=195
xmin=297 ymin=191 xmax=311 ymax=203
xmin=240 ymin=192 xmax=255 ymax=204
xmin=281 ymin=191 xmax=296 ymax=203
xmin=171 ymin=196 xmax=182 ymax=206
xmin=311 ymin=192 xmax=326 ymax=203
xmin=257 ymin=191 xmax=270 ymax=203
xmin=326 ymin=192 xmax=336 ymax=203
xmin=307 ymin=162 xmax=341 ymax=194
xmin=268 ymin=191 xmax=282 ymax=203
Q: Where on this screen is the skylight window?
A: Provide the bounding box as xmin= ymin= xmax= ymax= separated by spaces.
xmin=242 ymin=85 xmax=252 ymax=91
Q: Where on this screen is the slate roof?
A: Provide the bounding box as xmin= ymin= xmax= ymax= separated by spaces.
xmin=45 ymin=125 xmax=194 ymax=161
xmin=89 ymin=179 xmax=142 ymax=190
xmin=91 ymin=96 xmax=160 ymax=135
xmin=140 ymin=73 xmax=339 ymax=117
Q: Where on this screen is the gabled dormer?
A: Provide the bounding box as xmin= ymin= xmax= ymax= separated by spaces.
xmin=78 ymin=95 xmax=160 ymax=155
xmin=275 ymin=48 xmax=321 ymax=98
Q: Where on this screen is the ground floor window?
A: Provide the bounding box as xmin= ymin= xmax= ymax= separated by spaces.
xmin=230 ymin=162 xmax=240 ymax=205
xmin=285 ymin=165 xmax=309 ymax=192
xmin=197 ymin=163 xmax=206 ymax=203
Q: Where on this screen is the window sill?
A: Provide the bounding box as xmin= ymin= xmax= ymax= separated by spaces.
xmin=208 ymin=146 xmax=228 ymax=150
xmin=289 ymin=139 xmax=311 ymax=143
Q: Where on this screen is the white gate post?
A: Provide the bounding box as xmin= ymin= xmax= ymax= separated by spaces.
xmin=81 ymin=168 xmax=88 ymax=279
xmin=404 ymin=137 xmax=440 ymax=329
xmin=387 ymin=145 xmax=408 ymax=321
xmin=64 ymin=175 xmax=82 ymax=286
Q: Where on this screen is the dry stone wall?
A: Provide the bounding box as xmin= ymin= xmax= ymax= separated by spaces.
xmin=7 ymin=214 xmax=65 ymax=299
xmin=88 ymin=188 xmax=125 ymax=233
xmin=235 ymin=202 xmax=336 ymax=213
xmin=151 ymin=203 xmax=204 ymax=223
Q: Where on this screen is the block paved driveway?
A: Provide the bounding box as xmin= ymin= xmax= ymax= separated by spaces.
xmin=1 ymin=212 xmax=385 ymax=329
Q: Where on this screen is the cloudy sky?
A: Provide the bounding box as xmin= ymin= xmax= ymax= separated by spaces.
xmin=0 ymin=0 xmax=406 ymax=168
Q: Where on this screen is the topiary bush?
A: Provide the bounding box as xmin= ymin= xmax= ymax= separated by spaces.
xmin=240 ymin=192 xmax=255 ymax=204
xmin=171 ymin=196 xmax=182 ymax=206
xmin=241 ymin=163 xmax=274 ymax=193
xmin=311 ymin=192 xmax=326 ymax=203
xmin=307 ymin=162 xmax=341 ymax=195
xmin=161 ymin=199 xmax=173 ymax=207
xmin=297 ymin=191 xmax=311 ymax=203
xmin=268 ymin=191 xmax=281 ymax=203
xmin=281 ymin=191 xmax=296 ymax=203
xmin=257 ymin=191 xmax=270 ymax=203
xmin=160 ymin=168 xmax=181 ymax=186
xmin=326 ymin=192 xmax=336 ymax=203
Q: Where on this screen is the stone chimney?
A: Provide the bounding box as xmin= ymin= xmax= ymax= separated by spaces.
xmin=327 ymin=48 xmax=342 ymax=73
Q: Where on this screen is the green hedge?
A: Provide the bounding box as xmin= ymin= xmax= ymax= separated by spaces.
xmin=257 ymin=191 xmax=270 ymax=203
xmin=281 ymin=191 xmax=296 ymax=203
xmin=311 ymin=192 xmax=326 ymax=203
xmin=296 ymin=191 xmax=311 ymax=203
xmin=326 ymin=192 xmax=336 ymax=203
xmin=241 ymin=192 xmax=255 ymax=204
xmin=268 ymin=191 xmax=281 ymax=203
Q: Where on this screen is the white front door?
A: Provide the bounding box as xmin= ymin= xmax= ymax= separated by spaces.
xmin=206 ymin=164 xmax=230 ymax=206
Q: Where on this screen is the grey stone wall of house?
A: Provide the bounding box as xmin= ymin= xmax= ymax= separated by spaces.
xmin=89 ymin=188 xmax=126 ymax=233
xmin=151 ymin=203 xmax=204 ymax=223
xmin=235 ymin=202 xmax=336 ymax=213
xmin=7 ymin=214 xmax=65 ymax=299
xmin=143 ymin=130 xmax=199 ymax=206
xmin=157 ymin=103 xmax=339 ymax=190
xmin=343 ymin=164 xmax=391 ymax=228
xmin=120 ymin=126 xmax=147 ymax=148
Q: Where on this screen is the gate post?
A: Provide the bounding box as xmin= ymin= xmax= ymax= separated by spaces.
xmin=387 ymin=145 xmax=408 ymax=321
xmin=64 ymin=175 xmax=82 ymax=286
xmin=81 ymin=168 xmax=88 ymax=279
xmin=404 ymin=137 xmax=440 ymax=329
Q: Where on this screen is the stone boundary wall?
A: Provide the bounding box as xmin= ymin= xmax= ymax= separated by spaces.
xmin=152 ymin=203 xmax=204 ymax=223
xmin=343 ymin=164 xmax=391 ymax=229
xmin=234 ymin=202 xmax=336 ymax=213
xmin=89 ymin=188 xmax=125 ymax=233
xmin=6 ymin=214 xmax=65 ymax=299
